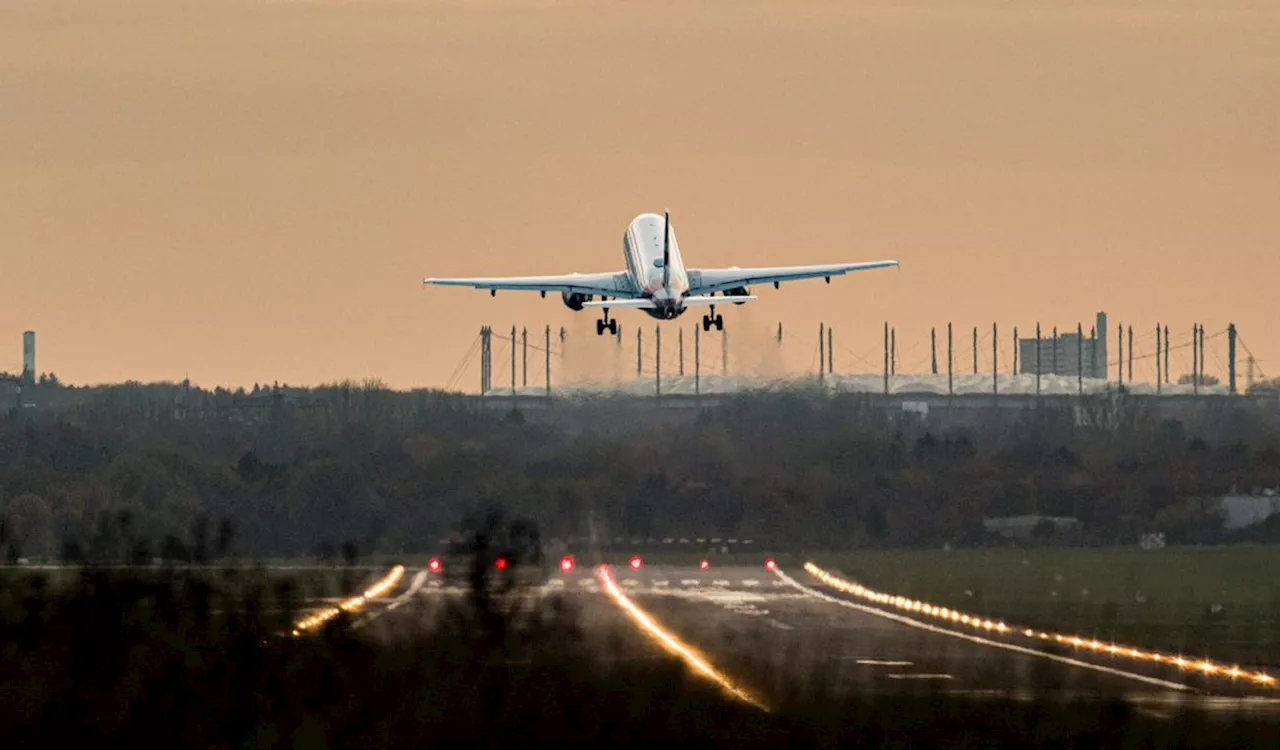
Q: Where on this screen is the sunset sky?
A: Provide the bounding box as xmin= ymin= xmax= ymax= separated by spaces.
xmin=2 ymin=0 xmax=1277 ymax=391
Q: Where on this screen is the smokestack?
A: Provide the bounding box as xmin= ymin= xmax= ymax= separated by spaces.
xmin=22 ymin=331 xmax=35 ymax=384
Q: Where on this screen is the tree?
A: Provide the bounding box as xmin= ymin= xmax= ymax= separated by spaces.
xmin=1178 ymin=373 xmax=1220 ymax=386
xmin=236 ymin=450 xmax=264 ymax=483
xmin=3 ymin=493 xmax=55 ymax=558
xmin=1247 ymin=377 xmax=1280 ymax=395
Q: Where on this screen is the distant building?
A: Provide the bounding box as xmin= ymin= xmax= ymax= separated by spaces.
xmin=1219 ymin=490 xmax=1280 ymax=530
xmin=1018 ymin=312 xmax=1107 ymax=379
xmin=21 ymin=331 xmax=35 ymax=384
xmin=983 ymin=515 xmax=1081 ymax=541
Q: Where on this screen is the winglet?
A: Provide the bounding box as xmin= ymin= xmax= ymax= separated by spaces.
xmin=662 ymin=210 xmax=671 ymax=288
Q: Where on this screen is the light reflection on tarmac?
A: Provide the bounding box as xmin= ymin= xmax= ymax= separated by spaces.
xmin=330 ymin=564 xmax=1280 ymax=717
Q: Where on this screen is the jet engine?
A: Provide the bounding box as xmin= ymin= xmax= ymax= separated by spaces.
xmin=562 ymin=292 xmax=593 ymax=311
xmin=724 ymin=286 xmax=751 ymax=305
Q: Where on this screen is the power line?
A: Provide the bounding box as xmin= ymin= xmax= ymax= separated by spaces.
xmin=444 ymin=334 xmax=482 ymax=392
xmin=837 ymin=344 xmax=876 ymax=372
xmin=492 ymin=339 xmax=510 ymax=388
xmin=1237 ymin=333 xmax=1268 ymax=381
xmin=488 ymin=331 xmax=567 ymax=359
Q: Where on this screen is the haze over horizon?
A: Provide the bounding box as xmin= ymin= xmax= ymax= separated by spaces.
xmin=2 ymin=0 xmax=1277 ymax=391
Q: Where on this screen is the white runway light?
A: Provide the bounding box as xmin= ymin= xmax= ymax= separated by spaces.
xmin=596 ymin=565 xmax=770 ymax=712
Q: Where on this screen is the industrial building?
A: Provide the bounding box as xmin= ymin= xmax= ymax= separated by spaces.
xmin=1017 ymin=312 xmax=1108 ymax=379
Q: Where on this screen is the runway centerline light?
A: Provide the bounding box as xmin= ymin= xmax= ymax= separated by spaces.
xmin=560 ymin=555 xmax=575 ymax=573
xmin=699 ymin=559 xmax=710 ymax=570
xmin=495 ymin=557 xmax=508 ymax=570
xmin=764 ymin=558 xmax=777 ymax=571
xmin=629 ymin=556 xmax=643 ymax=570
xmin=427 ymin=558 xmax=442 ymax=573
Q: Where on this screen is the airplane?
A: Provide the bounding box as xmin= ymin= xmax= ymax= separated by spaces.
xmin=423 ymin=212 xmax=899 ymax=335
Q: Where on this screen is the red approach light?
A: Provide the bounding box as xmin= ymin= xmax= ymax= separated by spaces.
xmin=495 ymin=557 xmax=509 ymax=570
xmin=427 ymin=558 xmax=442 ymax=573
xmin=764 ymin=558 xmax=777 ymax=571
xmin=629 ymin=556 xmax=643 ymax=570
xmin=699 ymin=559 xmax=710 ymax=570
xmin=560 ymin=555 xmax=575 ymax=573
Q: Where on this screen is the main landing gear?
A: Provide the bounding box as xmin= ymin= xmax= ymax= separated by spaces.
xmin=596 ymin=311 xmax=618 ymax=336
xmin=701 ymin=305 xmax=724 ymax=332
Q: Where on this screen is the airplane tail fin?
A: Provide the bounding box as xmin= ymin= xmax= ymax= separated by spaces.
xmin=662 ymin=210 xmax=671 ymax=288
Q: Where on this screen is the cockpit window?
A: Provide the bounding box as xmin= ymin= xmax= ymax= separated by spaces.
xmin=653 ymin=258 xmax=665 ymax=268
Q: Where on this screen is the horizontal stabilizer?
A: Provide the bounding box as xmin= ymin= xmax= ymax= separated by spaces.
xmin=581 ymin=295 xmax=758 ymax=310
xmin=581 ymin=298 xmax=658 ymax=309
xmin=681 ymin=295 xmax=757 ymax=307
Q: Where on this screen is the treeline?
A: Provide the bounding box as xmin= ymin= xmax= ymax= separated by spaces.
xmin=3 ymin=382 xmax=1280 ymax=560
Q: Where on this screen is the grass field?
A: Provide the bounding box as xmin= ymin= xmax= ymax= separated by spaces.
xmin=619 ymin=546 xmax=1280 ymax=667
xmin=809 ymin=546 xmax=1280 ymax=668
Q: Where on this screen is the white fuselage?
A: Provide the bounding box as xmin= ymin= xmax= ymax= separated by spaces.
xmin=623 ymin=213 xmax=690 ymax=319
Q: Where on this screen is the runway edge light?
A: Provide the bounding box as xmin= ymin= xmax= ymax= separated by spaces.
xmin=801 ymin=561 xmax=1280 ymax=690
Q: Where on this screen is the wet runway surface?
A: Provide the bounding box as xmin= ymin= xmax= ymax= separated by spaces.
xmin=316 ymin=563 xmax=1280 ymax=717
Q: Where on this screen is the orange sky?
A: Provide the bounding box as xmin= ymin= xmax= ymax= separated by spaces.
xmin=2 ymin=0 xmax=1277 ymax=391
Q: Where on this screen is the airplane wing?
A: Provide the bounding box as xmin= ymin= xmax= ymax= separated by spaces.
xmin=424 ymin=271 xmax=639 ymax=298
xmin=686 ymin=261 xmax=899 ymax=296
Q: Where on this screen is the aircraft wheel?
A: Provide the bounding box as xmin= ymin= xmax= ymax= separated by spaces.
xmin=715 ymin=315 xmax=725 ymax=331
xmin=596 ymin=319 xmax=606 ymax=336
xmin=702 ymin=315 xmax=712 ymax=332
xmin=608 ymin=319 xmax=618 ymax=335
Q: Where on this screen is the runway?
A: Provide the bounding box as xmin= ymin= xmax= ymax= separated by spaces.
xmin=316 ymin=563 xmax=1280 ymax=717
